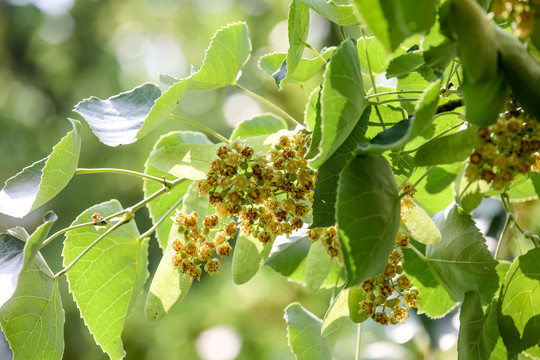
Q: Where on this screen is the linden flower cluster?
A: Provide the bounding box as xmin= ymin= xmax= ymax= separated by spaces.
xmin=465 ymin=107 xmax=540 ymax=190
xmin=169 ymin=210 xmax=235 ymax=280
xmin=492 ymin=0 xmax=535 ymax=38
xmin=357 ymin=233 xmax=419 ymax=325
xmin=307 ymin=226 xmax=342 ymax=263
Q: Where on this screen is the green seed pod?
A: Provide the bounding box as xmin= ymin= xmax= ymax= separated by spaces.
xmin=449 ymin=0 xmax=497 ymax=83
xmin=240 ymin=161 xmax=248 ymax=170
xmin=178 ymin=225 xmax=186 ymax=234
xmin=368 ymin=293 xmax=376 ymax=302
xmin=386 ymin=297 xmax=400 ymax=308
xmin=374 ymin=295 xmax=386 ymax=305
xmin=396 ymin=265 xmax=403 ymax=275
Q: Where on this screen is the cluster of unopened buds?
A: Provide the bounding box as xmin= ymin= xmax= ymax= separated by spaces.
xmin=358 ymin=231 xmax=419 ymax=325
xmin=465 ymin=105 xmax=540 ymax=190
xmin=492 ymin=0 xmax=534 ymax=38
xmin=168 ymin=132 xmax=317 ymax=280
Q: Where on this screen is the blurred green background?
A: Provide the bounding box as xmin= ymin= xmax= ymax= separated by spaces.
xmin=0 ymin=0 xmax=462 ymax=359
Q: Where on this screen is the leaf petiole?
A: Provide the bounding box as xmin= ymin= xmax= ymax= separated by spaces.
xmin=305 ymin=43 xmax=327 ymax=64
xmin=365 ymin=98 xmax=421 ymax=106
xmin=364 ymin=90 xmax=424 ymax=99
xmin=76 ymin=168 xmax=172 ymax=186
xmin=168 ymin=114 xmax=229 ymax=143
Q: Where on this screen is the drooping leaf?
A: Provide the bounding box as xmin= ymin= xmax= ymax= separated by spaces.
xmin=272 ymin=0 xmax=310 ymax=89
xmin=358 ymin=79 xmax=441 ymax=154
xmin=149 ymin=143 xmax=221 ymax=180
xmin=258 ymin=48 xmax=335 ymax=85
xmin=402 ymin=201 xmax=441 ymax=245
xmin=63 ymin=200 xmax=149 ymax=360
xmin=188 ymin=22 xmax=251 ymax=90
xmin=284 ymin=303 xmax=332 ymax=360
xmin=229 ymin=114 xmax=287 ymax=140
xmin=402 ymin=245 xmax=458 ymax=318
xmin=357 ymin=36 xmax=389 ymax=74
xmin=427 ymin=205 xmax=499 ymax=304
xmin=305 ymin=240 xmax=334 ymax=292
xmin=145 ymin=223 xmax=192 ymax=321
xmin=386 ymin=52 xmax=425 ymax=79
xmin=310 ymin=39 xmax=365 ymax=169
xmin=265 ymin=232 xmax=310 ymax=282
xmin=0 ymin=243 xmax=64 ymax=360
xmin=21 ymin=211 xmax=57 ymax=273
xmin=448 ymin=0 xmax=497 ymax=83
xmin=74 ymin=84 xmax=162 ymax=147
xmin=498 ymin=247 xmax=540 ymax=358
xmin=311 ymin=107 xmax=370 ymax=227
xmin=144 ymin=131 xmax=209 ymax=249
xmin=461 ymin=71 xmax=508 ymax=127
xmin=414 ymin=128 xmax=476 ymax=166
xmin=337 ymin=154 xmax=401 ymax=287
xmin=458 ymin=291 xmax=507 ymax=360
xmin=321 ymin=287 xmax=352 ymax=336
xmin=232 ymin=234 xmax=273 ymax=285
xmin=300 ymin=0 xmax=361 ymax=26
xmin=0 ymin=119 xmax=81 ymax=218
xmin=495 ymin=26 xmax=540 ymax=120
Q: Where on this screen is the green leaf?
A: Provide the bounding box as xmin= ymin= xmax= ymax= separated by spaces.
xmin=305 ymin=87 xmax=322 ymax=160
xmin=0 ymin=245 xmax=64 ymax=360
xmin=144 ymin=131 xmax=209 ymax=249
xmin=149 ymin=143 xmax=221 ymax=180
xmin=448 ymin=0 xmax=497 ymax=83
xmin=359 ymin=79 xmax=441 ymax=153
xmin=357 ymin=36 xmax=389 ymax=74
xmin=427 ymin=205 xmax=499 ymax=304
xmin=311 ymin=107 xmax=370 ymax=227
xmin=424 ymin=165 xmax=460 ymax=194
xmin=310 ymin=39 xmax=365 ymax=169
xmin=145 ymin=223 xmax=192 ymax=321
xmin=273 ymin=0 xmax=310 ymax=89
xmin=265 ymin=233 xmax=310 ymax=282
xmin=414 ymin=128 xmax=476 ymax=166
xmin=337 ymin=154 xmax=401 ymax=287
xmin=402 ymin=245 xmax=458 ymax=318
xmin=305 ymin=241 xmax=334 ymax=292
xmin=188 ymin=22 xmax=251 ymax=91
xmin=284 ymin=303 xmax=332 ymax=360
xmin=498 ymin=247 xmax=540 ymax=357
xmin=461 ymin=70 xmax=508 ymax=127
xmin=0 ymin=119 xmax=81 ymax=218
xmin=300 ymin=0 xmax=361 ymax=26
xmin=232 ymin=234 xmax=273 ymax=285
xmin=495 ymin=26 xmax=540 ymax=120
xmin=402 ymin=201 xmax=442 ymax=245
xmin=386 ymin=52 xmax=425 ymax=79
xmin=63 ymin=200 xmax=149 ymax=360
xmin=458 ymin=176 xmax=491 ymax=214
xmin=348 ymin=286 xmax=369 ymax=323
xmin=458 ymin=291 xmax=507 ymax=360
xmin=75 ymin=84 xmax=161 ymax=147
xmin=304 ymin=86 xmax=320 ymax=131
xmin=229 ymin=114 xmax=287 ymax=140
xmin=0 ymin=234 xmax=25 ymax=308
xmin=21 ymin=211 xmax=57 ymax=273
xmin=321 ymin=287 xmax=352 ymax=336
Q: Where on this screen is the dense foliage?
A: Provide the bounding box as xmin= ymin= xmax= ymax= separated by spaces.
xmin=1 ymin=0 xmax=540 ymax=359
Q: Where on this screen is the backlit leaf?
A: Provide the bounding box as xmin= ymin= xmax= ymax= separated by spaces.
xmin=21 ymin=211 xmax=57 ymax=273
xmin=402 ymin=201 xmax=441 ymax=245
xmin=0 ymin=120 xmax=81 ymax=218
xmin=265 ymin=232 xmax=310 ymax=282
xmin=301 ymin=0 xmax=361 ymax=26
xmin=386 ymin=52 xmax=425 ymax=79
xmin=357 ymin=36 xmax=389 ymax=74
xmin=414 ymin=128 xmax=476 ymax=166
xmin=284 ymin=303 xmax=332 ymax=360
xmin=229 ymin=114 xmax=287 ymax=140
xmin=305 ymin=240 xmax=334 ymax=292
xmin=63 ymin=200 xmax=149 ymax=360
xmin=321 ymin=287 xmax=351 ymax=336
xmin=461 ymin=71 xmax=507 ymax=127
xmin=232 ymin=234 xmax=273 ymax=285
xmin=0 ymin=234 xmax=25 ymax=308
xmin=337 ymin=154 xmax=400 ymax=287
xmin=149 ymin=143 xmax=221 ymax=180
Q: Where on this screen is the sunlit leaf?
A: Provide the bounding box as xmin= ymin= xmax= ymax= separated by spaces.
xmin=265 ymin=232 xmax=310 ymax=282
xmin=461 ymin=71 xmax=507 ymax=127
xmin=347 ymin=286 xmax=369 ymax=323
xmin=305 ymin=241 xmax=334 ymax=292
xmin=321 ymin=287 xmax=351 ymax=336
xmin=301 ymin=0 xmax=361 ymax=26
xmin=402 ymin=201 xmax=441 ymax=245
xmin=284 ymin=303 xmax=331 ymax=360
xmin=188 ymin=22 xmax=251 ymax=90
xmin=1 ymin=233 xmax=64 ymax=360
xmin=458 ymin=291 xmax=506 ymax=360
xmin=414 ymin=128 xmax=475 ymax=166
xmin=149 ymin=143 xmax=221 ymax=180
xmin=402 ymin=245 xmax=458 ymax=318
xmin=386 ymin=52 xmax=425 ymax=79
xmin=145 ymin=223 xmax=192 ymax=321
xmin=75 ymin=84 xmax=161 ymax=147
xmin=498 ymin=247 xmax=540 ymax=358
xmin=63 ymin=200 xmax=149 ymax=360
xmin=229 ymin=114 xmax=287 ymax=140
xmin=21 ymin=211 xmax=57 ymax=273
xmin=357 ymin=36 xmax=389 ymax=74
xmin=232 ymin=234 xmax=273 ymax=285
xmin=144 ymin=131 xmax=209 ymax=248
xmin=0 ymin=120 xmax=81 ymax=218
xmin=337 ymin=154 xmax=400 ymax=287
xmin=427 ymin=205 xmax=499 ymax=304
xmin=310 ymin=39 xmax=365 ymax=168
